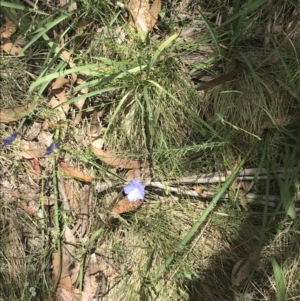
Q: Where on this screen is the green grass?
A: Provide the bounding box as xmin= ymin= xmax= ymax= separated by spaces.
xmin=0 ymin=0 xmax=300 ymax=300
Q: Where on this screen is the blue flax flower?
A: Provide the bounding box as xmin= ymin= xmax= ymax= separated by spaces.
xmin=42 ymin=140 xmax=62 ymax=156
xmin=2 ymin=132 xmax=18 ymax=146
xmin=124 ymin=178 xmax=145 ymax=202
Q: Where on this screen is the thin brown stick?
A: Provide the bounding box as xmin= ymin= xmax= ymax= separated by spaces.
xmin=57 ymin=171 xmax=70 ymax=211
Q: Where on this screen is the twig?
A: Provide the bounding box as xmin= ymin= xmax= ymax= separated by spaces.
xmin=165 ymin=167 xmax=298 ymax=184
xmin=95 ymin=168 xmax=297 ymax=192
xmin=95 ymin=180 xmax=119 ymax=193
xmin=276 ymin=79 xmax=298 ymax=99
xmin=94 ymin=167 xmax=300 ymax=206
xmin=147 ymin=182 xmax=298 ymax=206
xmin=80 ymin=185 xmax=90 ymax=237
xmin=57 ymin=171 xmax=70 ymax=211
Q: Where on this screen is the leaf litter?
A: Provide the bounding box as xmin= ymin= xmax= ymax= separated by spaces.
xmin=1 ymin=1 xmax=300 ymax=301
xmin=91 ymin=145 xmax=141 ymax=169
xmin=0 ymin=11 xmax=25 ymax=56
xmin=0 ymin=103 xmax=38 ymax=123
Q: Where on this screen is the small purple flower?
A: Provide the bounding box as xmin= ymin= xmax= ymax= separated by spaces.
xmin=42 ymin=140 xmax=62 ymax=156
xmin=124 ymin=178 xmax=145 ymax=202
xmin=2 ymin=132 xmax=18 ymax=146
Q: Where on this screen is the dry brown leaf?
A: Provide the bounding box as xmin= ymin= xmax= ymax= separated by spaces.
xmin=81 ymin=291 xmax=95 ymax=301
xmin=51 ymin=77 xmax=70 ymax=113
xmin=48 ymin=96 xmax=61 ymax=109
xmin=18 ymin=200 xmax=38 ymax=216
xmin=65 ymin=226 xmax=81 ymax=285
xmin=52 ymin=77 xmax=70 ymax=89
xmin=149 ymin=0 xmax=161 ymax=28
xmin=80 ymin=254 xmax=101 ymax=301
xmin=0 ymin=103 xmax=37 ymax=123
xmin=19 ymin=140 xmax=44 ymax=159
xmin=23 ymin=122 xmax=42 ymax=141
xmin=55 ymin=287 xmax=77 ymax=301
xmin=127 ymin=0 xmax=150 ymax=33
xmin=38 ymin=131 xmax=53 ymax=146
xmin=231 ymin=253 xmax=256 ymax=287
xmin=75 ymin=19 xmax=94 ymax=36
xmin=91 ymin=146 xmax=140 ymax=169
xmin=111 ymin=197 xmax=142 ymax=214
xmin=125 ymin=168 xmax=141 ymax=180
xmin=56 ymin=90 xmax=69 ymax=113
xmin=74 ymin=74 xmax=88 ymax=109
xmin=19 ymin=148 xmax=45 ymax=159
xmin=0 ymin=15 xmax=17 ymax=38
xmin=61 ymin=50 xmax=77 ymax=82
xmin=73 ymin=110 xmax=83 ymax=125
xmin=52 ymin=251 xmax=73 ymax=291
xmin=64 ymin=226 xmax=77 ymax=246
xmin=32 ymin=158 xmax=41 ymax=183
xmin=127 ymin=0 xmax=161 ymax=40
xmin=48 ymin=96 xmax=67 ymax=120
xmin=61 ymin=50 xmax=76 ymax=68
xmin=192 ymin=185 xmax=209 ymax=198
xmin=1 ymin=40 xmax=25 ymax=56
xmin=59 ymin=162 xmax=94 ymax=182
xmin=65 ymin=179 xmax=80 ymax=210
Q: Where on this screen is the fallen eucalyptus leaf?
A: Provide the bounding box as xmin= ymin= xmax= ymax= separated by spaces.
xmin=91 ymin=146 xmax=141 ymax=169
xmin=1 ymin=40 xmax=25 ymax=56
xmin=231 ymin=252 xmax=256 ymax=287
xmin=0 ymin=103 xmax=37 ymax=123
xmin=59 ymin=162 xmax=94 ymax=182
xmin=111 ymin=197 xmax=142 ymax=214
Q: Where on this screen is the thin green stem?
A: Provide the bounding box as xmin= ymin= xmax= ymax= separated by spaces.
xmin=153 ymin=144 xmax=255 ymax=281
xmin=52 ymin=156 xmax=62 ymax=290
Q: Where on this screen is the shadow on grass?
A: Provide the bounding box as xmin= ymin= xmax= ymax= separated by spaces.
xmin=185 ymin=132 xmax=300 ymax=301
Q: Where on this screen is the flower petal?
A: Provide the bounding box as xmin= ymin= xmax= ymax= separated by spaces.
xmin=3 ymin=132 xmax=18 ymax=146
xmin=124 ymin=182 xmax=136 ymax=194
xmin=124 ymin=179 xmax=145 ymax=198
xmin=130 ymin=178 xmax=140 ymax=186
xmin=127 ymin=188 xmax=143 ymax=202
xmin=42 ymin=140 xmax=62 ymax=156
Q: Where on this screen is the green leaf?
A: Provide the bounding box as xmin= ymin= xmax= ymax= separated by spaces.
xmin=271 ymin=258 xmax=285 ymax=301
xmin=148 ymin=33 xmax=179 ymax=71
xmin=89 ymin=228 xmax=104 ymax=244
xmin=277 ymin=177 xmax=296 ymax=220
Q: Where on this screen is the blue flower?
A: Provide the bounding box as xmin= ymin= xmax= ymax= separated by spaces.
xmin=2 ymin=132 xmax=18 ymax=146
xmin=42 ymin=140 xmax=62 ymax=156
xmin=124 ymin=178 xmax=145 ymax=202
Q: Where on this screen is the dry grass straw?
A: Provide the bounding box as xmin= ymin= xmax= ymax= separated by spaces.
xmin=0 ymin=204 xmax=41 ymax=300
xmin=0 ymin=0 xmax=300 ymax=300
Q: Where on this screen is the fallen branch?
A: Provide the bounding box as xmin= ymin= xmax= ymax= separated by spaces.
xmin=95 ymin=167 xmax=300 ymax=206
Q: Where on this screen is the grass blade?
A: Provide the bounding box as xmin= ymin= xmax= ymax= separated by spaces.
xmin=197 ymin=9 xmax=222 ymax=58
xmin=147 ymin=79 xmax=218 ymax=136
xmin=271 ymin=258 xmax=286 ymax=301
xmin=103 ymin=90 xmax=132 ymax=140
xmin=148 ymin=33 xmax=179 ymax=71
xmin=153 ymin=144 xmax=254 ymax=280
xmin=21 ymin=12 xmax=75 ymax=54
